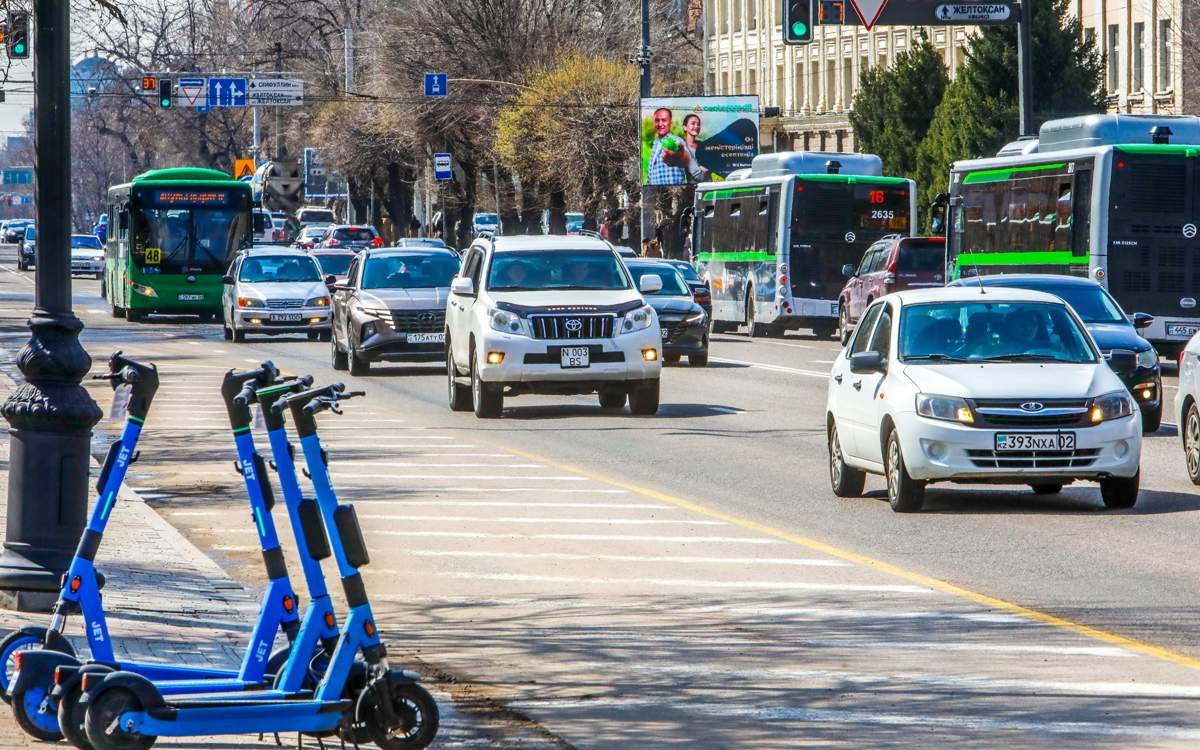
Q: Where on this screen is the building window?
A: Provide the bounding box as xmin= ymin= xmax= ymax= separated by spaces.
xmin=1132 ymin=22 xmax=1144 ymax=92
xmin=1083 ymin=27 xmax=1095 ymax=51
xmin=1106 ymin=24 xmax=1119 ymax=93
xmin=808 ymin=60 xmax=819 ymax=109
xmin=776 ymin=64 xmax=785 ymax=106
xmin=732 ymin=0 xmax=741 ymax=33
xmin=877 ymin=53 xmax=888 ymax=71
xmin=733 ymin=70 xmax=743 ymax=94
xmin=843 ymin=62 xmax=853 ymax=108
xmin=749 ymin=67 xmax=757 ymax=95
xmin=747 ymin=0 xmax=756 ymax=30
xmin=825 ymin=63 xmax=836 ymax=110
xmin=706 ymin=71 xmax=716 ymax=95
xmin=1159 ymin=19 xmax=1172 ymax=89
xmin=722 ymin=0 xmax=729 ymax=34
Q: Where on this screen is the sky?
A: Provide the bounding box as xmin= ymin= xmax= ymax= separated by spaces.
xmin=0 ymin=57 xmax=33 ymax=138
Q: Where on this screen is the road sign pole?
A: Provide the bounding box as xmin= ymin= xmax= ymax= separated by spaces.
xmin=0 ymin=0 xmax=101 ymax=610
xmin=639 ymin=0 xmax=652 ymax=248
xmin=1017 ymin=0 xmax=1035 ymax=137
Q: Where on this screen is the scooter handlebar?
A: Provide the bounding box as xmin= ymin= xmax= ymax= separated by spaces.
xmin=271 ymin=382 xmax=345 ymax=414
xmin=92 ymin=350 xmax=155 ymax=388
xmin=302 ymin=390 xmax=364 ymax=416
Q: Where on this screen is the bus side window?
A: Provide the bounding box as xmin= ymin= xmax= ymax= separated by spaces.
xmin=118 ymin=208 xmax=130 ymax=240
xmin=1072 ymin=169 xmax=1092 ymax=259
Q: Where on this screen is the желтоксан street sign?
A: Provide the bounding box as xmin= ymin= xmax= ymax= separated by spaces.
xmin=820 ymin=0 xmax=1017 ymax=25
xmin=248 ymin=79 xmax=304 ymax=107
xmin=933 ymin=2 xmax=1011 ymax=21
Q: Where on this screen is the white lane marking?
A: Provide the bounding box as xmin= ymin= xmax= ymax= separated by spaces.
xmin=429 ymin=571 xmax=928 ymax=594
xmin=0 ymin=266 xmax=33 ymax=284
xmin=165 ymin=511 xmax=222 ymax=517
xmin=796 ymin=639 xmax=1131 ymax=657
xmin=200 ymin=528 xmax=778 ymax=543
xmin=375 ymin=501 xmax=663 ymax=509
xmin=339 ymin=474 xmax=587 ymax=481
xmin=711 ymin=357 xmax=828 ymax=378
xmin=813 ymin=359 xmax=835 ymax=364
xmin=355 ymin=514 xmax=726 ymax=526
xmin=509 ymin=698 xmax=1200 ymax=739
xmin=709 ymin=604 xmax=1023 ymax=624
xmin=718 ymin=336 xmax=812 ymax=350
xmin=335 ymin=462 xmax=545 ymax=468
xmin=210 ymin=545 xmax=258 ymax=552
xmin=380 ymin=550 xmax=848 ymax=566
xmin=86 ymin=308 xmax=105 ymax=314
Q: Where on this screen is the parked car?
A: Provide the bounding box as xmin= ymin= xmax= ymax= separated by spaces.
xmin=330 ymin=247 xmax=460 ymax=375
xmin=445 ymin=235 xmax=664 ymax=417
xmin=472 ymin=212 xmax=501 ymax=237
xmin=296 ymin=206 xmax=337 ymax=225
xmin=837 ymin=235 xmax=946 ymax=345
xmin=1177 ymin=334 xmax=1200 ymax=484
xmin=4 ymin=219 xmax=32 ymax=244
xmin=70 ymin=234 xmax=105 ymax=278
xmin=16 ymin=225 xmax=36 ymax=270
xmin=318 ymin=225 xmax=383 ymax=251
xmin=625 ymin=259 xmax=708 ymax=367
xmin=294 ymin=224 xmax=331 ymax=250
xmin=662 ymin=258 xmax=712 ymax=321
xmin=221 ymin=247 xmax=333 ymax=342
xmin=310 ymin=249 xmax=357 ymax=288
xmin=826 ymin=287 xmax=1141 ymax=512
xmin=948 ymin=274 xmax=1162 ymax=433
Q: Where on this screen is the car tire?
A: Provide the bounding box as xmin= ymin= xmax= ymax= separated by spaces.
xmin=230 ymin=311 xmax=245 ymax=342
xmin=828 ymin=422 xmax=866 ymax=498
xmin=885 ymin=428 xmax=925 ymax=513
xmin=838 ymin=307 xmax=852 ymax=346
xmin=688 ymin=350 xmax=709 ymax=367
xmin=331 ymin=333 xmax=349 ymax=371
xmin=471 ymin=353 xmax=503 ymax=419
xmin=1030 ymin=483 xmax=1064 ymax=495
xmin=598 ymin=387 xmax=627 ymax=409
xmin=1141 ymin=402 xmax=1162 ymax=434
xmin=1100 ymin=470 xmax=1139 ymax=509
xmin=629 ymin=379 xmax=660 ymax=415
xmin=349 ymin=345 xmax=371 ymax=376
xmin=447 ymin=347 xmax=471 ymax=412
xmin=1185 ymin=403 xmax=1200 ymax=485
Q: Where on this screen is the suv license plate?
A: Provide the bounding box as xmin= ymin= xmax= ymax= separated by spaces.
xmin=407 ymin=332 xmax=444 ymax=344
xmin=995 ymin=432 xmax=1075 ymax=452
xmin=270 ymin=312 xmax=302 ymax=322
xmin=560 ymin=347 xmax=590 ymax=368
xmin=1167 ymin=323 xmax=1200 ymax=337
xmin=177 ymin=293 xmax=204 ymax=301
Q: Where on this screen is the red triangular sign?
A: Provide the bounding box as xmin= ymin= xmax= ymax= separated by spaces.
xmin=849 ymin=0 xmax=889 ymax=29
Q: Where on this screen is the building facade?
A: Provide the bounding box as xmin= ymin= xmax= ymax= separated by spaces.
xmin=703 ymin=0 xmax=972 ymax=153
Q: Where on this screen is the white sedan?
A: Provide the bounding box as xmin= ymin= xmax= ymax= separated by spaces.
xmin=826 ymin=287 xmax=1142 ymax=512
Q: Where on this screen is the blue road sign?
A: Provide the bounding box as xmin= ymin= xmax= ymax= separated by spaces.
xmin=424 ymin=73 xmax=448 ymax=98
xmin=207 ymin=77 xmax=247 ymax=108
xmin=433 ymin=153 xmax=453 ymax=181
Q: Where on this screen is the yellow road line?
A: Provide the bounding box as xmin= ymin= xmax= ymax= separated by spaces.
xmin=506 ymin=445 xmax=1200 ymax=673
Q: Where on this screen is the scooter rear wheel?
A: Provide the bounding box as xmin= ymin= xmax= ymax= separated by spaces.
xmin=84 ymin=687 xmax=157 ymax=750
xmin=59 ymin=682 xmax=92 ymax=750
xmin=360 ymin=682 xmax=439 ymax=749
xmin=12 ymin=681 xmax=63 ymax=741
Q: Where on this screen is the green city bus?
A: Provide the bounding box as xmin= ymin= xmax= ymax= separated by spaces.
xmin=103 ymin=168 xmax=252 ymax=321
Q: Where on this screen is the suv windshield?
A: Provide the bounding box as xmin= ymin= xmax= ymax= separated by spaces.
xmin=362 ymin=253 xmax=458 ymax=289
xmin=1023 ymin=284 xmax=1125 ymax=324
xmin=239 ymin=255 xmax=321 ymax=283
xmin=334 ymin=227 xmax=375 ymax=241
xmin=299 ymin=209 xmax=336 ymax=224
xmin=313 ymin=253 xmax=354 ymax=276
xmin=628 ymin=265 xmax=689 ymax=295
xmin=668 ymin=261 xmax=701 ymax=282
xmin=900 ymin=301 xmax=1096 ymax=363
xmin=488 ymin=250 xmax=629 ymax=292
xmin=72 ymin=235 xmax=102 ymax=249
xmin=897 ymin=240 xmax=945 ymax=273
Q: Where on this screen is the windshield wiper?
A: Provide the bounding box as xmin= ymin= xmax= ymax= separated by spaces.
xmin=903 ymin=354 xmax=972 ymax=363
xmin=977 ymin=354 xmax=1064 ymax=362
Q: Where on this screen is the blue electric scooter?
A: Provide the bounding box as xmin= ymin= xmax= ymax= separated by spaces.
xmin=6 ymin=361 xmax=305 ymax=744
xmin=80 ymin=383 xmax=438 ymax=750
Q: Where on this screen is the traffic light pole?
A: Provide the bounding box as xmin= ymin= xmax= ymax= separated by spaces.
xmin=638 ymin=0 xmax=652 ymax=249
xmin=1017 ymin=0 xmax=1035 ymax=137
xmin=0 ymin=0 xmax=102 ymax=610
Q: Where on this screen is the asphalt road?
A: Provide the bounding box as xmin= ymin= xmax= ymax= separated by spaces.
xmin=6 ymin=248 xmax=1200 ymax=747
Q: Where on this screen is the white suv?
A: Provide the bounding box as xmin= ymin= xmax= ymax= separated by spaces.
xmin=445 ymin=236 xmax=664 ymax=418
xmin=826 ymin=287 xmax=1142 ymax=512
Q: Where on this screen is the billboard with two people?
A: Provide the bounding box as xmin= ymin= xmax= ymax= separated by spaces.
xmin=640 ymin=95 xmax=760 ymax=186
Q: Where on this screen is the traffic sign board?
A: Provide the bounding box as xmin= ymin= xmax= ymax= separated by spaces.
xmin=234 ymin=158 xmax=256 ymax=180
xmin=848 ymin=0 xmax=889 ymax=29
xmin=817 ymin=0 xmax=1017 ymax=24
xmin=424 ymin=73 xmax=448 ymax=98
xmin=433 ymin=153 xmax=453 ymax=181
xmin=934 ymin=3 xmax=1011 ymax=21
xmin=207 ymin=77 xmax=247 ymax=107
xmin=177 ymin=77 xmax=207 ymax=107
xmin=248 ymin=79 xmax=304 ymax=106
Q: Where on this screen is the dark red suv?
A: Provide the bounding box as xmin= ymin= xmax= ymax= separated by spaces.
xmin=837 ymin=236 xmax=945 ymax=344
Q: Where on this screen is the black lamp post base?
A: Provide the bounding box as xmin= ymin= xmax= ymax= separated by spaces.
xmin=0 ymin=544 xmax=69 ymax=611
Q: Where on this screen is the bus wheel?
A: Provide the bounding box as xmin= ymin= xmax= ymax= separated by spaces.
xmin=110 ymin=302 xmax=124 ymax=319
xmin=126 ymin=309 xmax=144 ymax=323
xmin=745 ymin=297 xmax=768 ymax=338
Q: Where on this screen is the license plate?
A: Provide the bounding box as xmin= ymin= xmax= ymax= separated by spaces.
xmin=406 ymin=332 xmax=444 ymax=344
xmin=560 ymin=346 xmax=590 ymax=368
xmin=270 ymin=313 xmax=302 ymax=322
xmin=995 ymin=432 xmax=1076 ymax=452
xmin=177 ymin=293 xmax=204 ymax=301
xmin=1167 ymin=323 xmax=1200 ymax=337
xmin=660 ymin=327 xmax=669 ymax=339
xmin=831 ymin=302 xmax=839 ymax=316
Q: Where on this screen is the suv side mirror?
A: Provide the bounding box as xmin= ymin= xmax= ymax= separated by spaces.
xmin=639 ymin=274 xmax=663 ymax=294
xmin=849 ymin=351 xmax=886 ymax=374
xmin=842 ymin=263 xmax=857 ymax=278
xmin=1107 ymin=349 xmax=1137 ymax=372
xmin=1131 ymin=312 xmax=1154 ymax=330
xmin=450 ymin=277 xmax=475 ymax=296
xmin=222 ymin=275 xmax=235 ymax=285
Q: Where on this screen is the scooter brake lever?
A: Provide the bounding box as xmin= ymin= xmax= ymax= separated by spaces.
xmin=268 ymin=459 xmax=277 ymax=472
xmin=233 ymin=460 xmax=243 ymax=477
xmin=130 ymin=451 xmax=140 ymax=464
xmin=302 ymin=467 xmax=311 ymax=479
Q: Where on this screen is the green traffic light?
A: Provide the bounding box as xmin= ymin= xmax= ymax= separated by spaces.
xmin=161 ymin=99 xmax=170 ymax=108
xmin=791 ymin=20 xmax=807 ymax=37
xmin=12 ymin=43 xmax=24 ymax=55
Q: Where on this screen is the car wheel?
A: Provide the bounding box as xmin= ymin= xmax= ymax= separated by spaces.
xmin=628 ymin=379 xmax=660 ymax=415
xmin=598 ymin=387 xmax=626 ymax=409
xmin=1140 ymin=401 xmax=1162 ymax=434
xmin=688 ymin=349 xmax=709 ymax=367
xmin=828 ymin=422 xmax=866 ymax=497
xmin=471 ymin=352 xmax=503 ymax=418
xmin=231 ymin=312 xmax=245 ymax=342
xmin=838 ymin=307 xmax=852 ymax=346
xmin=447 ymin=346 xmax=471 ymax=412
xmin=1030 ymin=483 xmax=1064 ymax=495
xmin=331 ymin=332 xmax=349 ymax=371
xmin=1186 ymin=403 xmax=1200 ymax=485
xmin=1100 ymin=470 xmax=1139 ymax=509
xmin=885 ymin=429 xmax=924 ymax=512
xmin=349 ymin=345 xmax=371 ymax=376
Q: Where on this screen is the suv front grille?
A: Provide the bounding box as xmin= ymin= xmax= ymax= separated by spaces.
xmin=966 ymin=448 xmax=1100 ymax=469
xmin=530 ymin=314 xmax=614 ymax=340
xmin=969 ymin=399 xmax=1091 ymax=429
xmin=391 ymin=309 xmax=444 ymax=333
xmin=266 ymin=298 xmax=304 ymax=310
xmin=659 ymin=316 xmax=691 ymax=342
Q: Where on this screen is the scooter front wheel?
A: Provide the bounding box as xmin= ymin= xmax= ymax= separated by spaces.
xmin=360 ymin=682 xmax=439 ymax=750
xmin=0 ymin=625 xmax=73 ymax=701
xmin=59 ymin=681 xmax=91 ymax=750
xmin=84 ymin=687 xmax=157 ymax=750
xmin=12 ymin=681 xmax=63 ymax=741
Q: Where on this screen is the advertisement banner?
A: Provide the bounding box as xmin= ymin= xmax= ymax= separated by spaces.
xmin=640 ymin=96 xmax=759 ymax=186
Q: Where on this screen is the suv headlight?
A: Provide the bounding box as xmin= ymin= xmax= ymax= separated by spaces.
xmin=915 ymin=393 xmax=974 ymax=424
xmin=1090 ymin=390 xmax=1135 ymax=423
xmin=305 ymin=295 xmax=330 ymax=307
xmin=488 ymin=307 xmax=526 ymax=335
xmin=620 ymin=304 xmax=655 ymax=334
xmin=684 ymin=310 xmax=706 ymax=325
xmin=1137 ymin=347 xmax=1158 ymax=368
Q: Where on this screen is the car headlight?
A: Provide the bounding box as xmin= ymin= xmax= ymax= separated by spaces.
xmin=1090 ymin=390 xmax=1135 ymax=423
xmin=237 ymin=296 xmax=264 ymax=308
xmin=306 ymin=295 xmax=330 ymax=307
xmin=620 ymin=304 xmax=655 ymax=334
xmin=684 ymin=310 xmax=706 ymax=325
xmin=1137 ymin=347 xmax=1158 ymax=368
xmin=488 ymin=307 xmax=526 ymax=335
xmin=915 ymin=393 xmax=974 ymax=424
xmin=131 ymin=283 xmax=158 ymax=298
xmin=91 ymin=255 xmax=104 ymax=262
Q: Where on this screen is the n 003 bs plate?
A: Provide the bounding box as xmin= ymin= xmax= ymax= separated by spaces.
xmin=560 ymin=346 xmax=589 ymax=368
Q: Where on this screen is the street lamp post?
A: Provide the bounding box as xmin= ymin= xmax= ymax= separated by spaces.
xmin=0 ymin=0 xmax=102 ymax=610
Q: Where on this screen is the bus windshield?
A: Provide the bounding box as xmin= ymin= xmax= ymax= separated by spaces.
xmin=795 ymin=181 xmax=911 ymax=234
xmin=132 ymin=187 xmax=249 ymax=275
